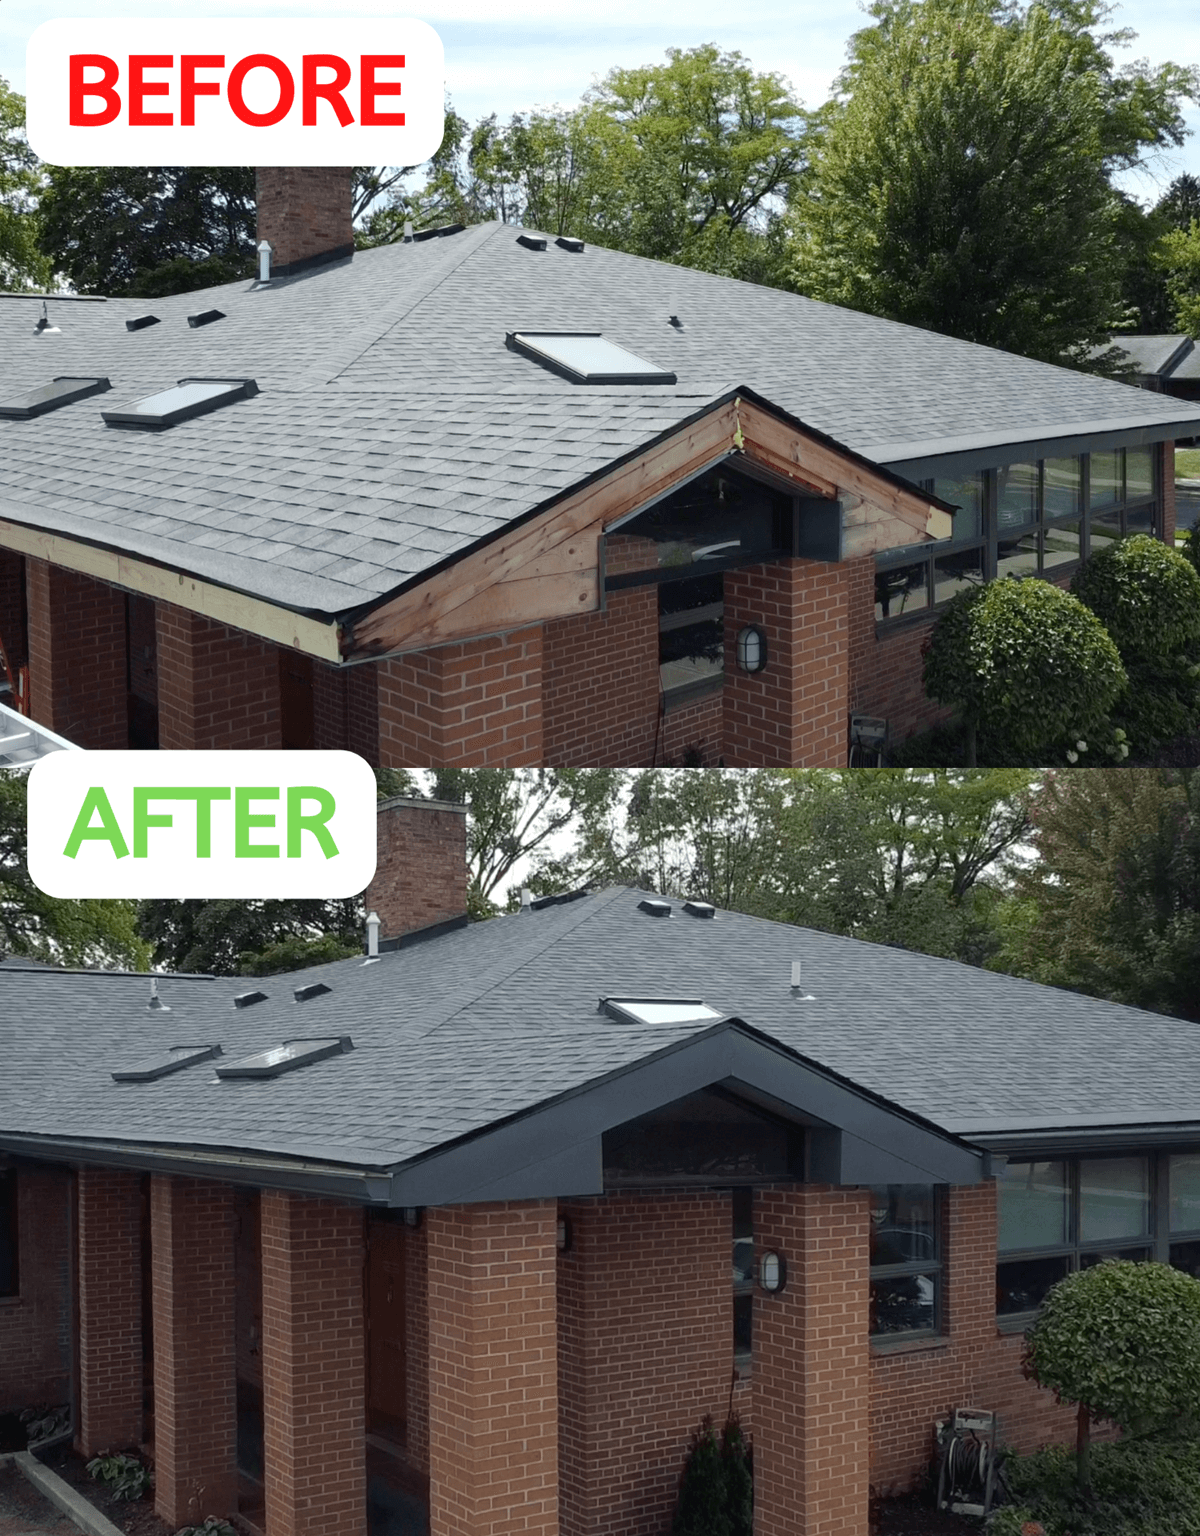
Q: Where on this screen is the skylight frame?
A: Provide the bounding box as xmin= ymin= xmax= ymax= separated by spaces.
xmin=112 ymin=1044 xmax=222 ymax=1083
xmin=601 ymin=997 xmax=724 ymax=1026
xmin=0 ymin=376 xmax=111 ymax=420
xmin=101 ymin=377 xmax=258 ymax=432
xmin=507 ymin=332 xmax=677 ymax=386
xmin=215 ymin=1036 xmax=353 ymax=1080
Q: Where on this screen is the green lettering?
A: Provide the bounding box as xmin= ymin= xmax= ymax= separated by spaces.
xmin=287 ymin=786 xmax=339 ymax=859
xmin=133 ymin=788 xmax=173 ymax=858
xmin=235 ymin=787 xmax=279 ymax=858
xmin=132 ymin=788 xmax=232 ymax=858
xmin=63 ymin=787 xmax=129 ymax=860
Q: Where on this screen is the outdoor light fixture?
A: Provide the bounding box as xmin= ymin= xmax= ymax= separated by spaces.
xmin=758 ymin=1251 xmax=786 ymax=1294
xmin=32 ymin=301 xmax=60 ymax=337
xmin=736 ymin=625 xmax=767 ymax=674
xmin=557 ymin=1216 xmax=572 ymax=1253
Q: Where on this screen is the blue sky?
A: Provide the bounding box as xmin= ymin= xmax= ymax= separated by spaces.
xmin=3 ymin=0 xmax=1199 ymax=202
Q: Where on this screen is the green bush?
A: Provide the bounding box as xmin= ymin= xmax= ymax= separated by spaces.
xmin=1117 ymin=656 xmax=1200 ymax=749
xmin=995 ymin=1438 xmax=1200 ymax=1536
xmin=922 ymin=577 xmax=1126 ymax=763
xmin=1072 ymin=534 xmax=1200 ymax=661
xmin=1181 ymin=523 xmax=1200 ymax=580
xmin=672 ymin=1414 xmax=752 ymax=1536
xmin=175 ymin=1521 xmax=237 ymax=1536
xmin=85 ymin=1452 xmax=153 ymax=1501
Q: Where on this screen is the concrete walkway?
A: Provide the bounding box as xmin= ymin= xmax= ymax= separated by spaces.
xmin=0 ymin=1462 xmax=79 ymax=1536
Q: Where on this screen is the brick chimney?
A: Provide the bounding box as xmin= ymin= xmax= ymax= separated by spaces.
xmin=255 ymin=168 xmax=355 ymax=278
xmin=365 ymin=797 xmax=469 ymax=947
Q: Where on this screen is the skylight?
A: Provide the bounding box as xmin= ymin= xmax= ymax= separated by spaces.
xmin=101 ymin=378 xmax=258 ymax=432
xmin=0 ymin=376 xmax=110 ymax=420
xmin=508 ymin=333 xmax=676 ymax=385
xmin=602 ymin=998 xmax=724 ymax=1026
xmin=215 ymin=1036 xmax=352 ymax=1080
xmin=112 ymin=1044 xmax=221 ymax=1083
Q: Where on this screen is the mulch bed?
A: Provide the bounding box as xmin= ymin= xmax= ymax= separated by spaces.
xmin=871 ymin=1491 xmax=985 ymax=1535
xmin=32 ymin=1445 xmax=174 ymax=1536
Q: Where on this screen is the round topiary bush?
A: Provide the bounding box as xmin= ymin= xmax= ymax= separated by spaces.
xmin=922 ymin=577 xmax=1126 ymax=764
xmin=1071 ymin=534 xmax=1200 ymax=661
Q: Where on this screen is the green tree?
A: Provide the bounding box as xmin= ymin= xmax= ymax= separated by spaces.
xmin=0 ymin=77 xmax=50 ymax=290
xmin=0 ymin=771 xmax=148 ymax=968
xmin=136 ymin=895 xmax=364 ymax=975
xmin=791 ymin=0 xmax=1199 ymax=364
xmin=672 ymin=1416 xmax=732 ymax=1536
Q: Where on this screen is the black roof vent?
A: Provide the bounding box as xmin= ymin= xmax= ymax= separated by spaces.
xmin=529 ymin=887 xmax=591 ymax=911
xmin=683 ymin=900 xmax=716 ymax=919
xmin=294 ymin=981 xmax=332 ymax=1002
xmin=126 ymin=315 xmax=160 ymax=332
xmin=517 ymin=233 xmax=548 ymax=251
xmin=638 ymin=898 xmax=672 ymax=918
xmin=234 ymin=989 xmax=268 ymax=1009
xmin=112 ymin=1044 xmax=222 ymax=1083
xmin=187 ymin=308 xmax=225 ymax=328
xmin=556 ymin=236 xmax=584 ymax=253
xmin=413 ymin=223 xmax=465 ymax=242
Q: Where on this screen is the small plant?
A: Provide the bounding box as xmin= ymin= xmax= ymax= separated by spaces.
xmin=671 ymin=1413 xmax=753 ymax=1536
xmin=175 ymin=1520 xmax=237 ymax=1536
xmin=85 ymin=1452 xmax=153 ymax=1501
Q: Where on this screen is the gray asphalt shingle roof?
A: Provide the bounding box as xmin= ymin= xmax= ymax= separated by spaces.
xmin=1 ymin=887 xmax=1196 ymax=1173
xmin=4 ymin=223 xmax=1198 ymax=620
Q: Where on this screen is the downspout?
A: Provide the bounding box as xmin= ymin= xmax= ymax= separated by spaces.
xmin=68 ymin=1169 xmax=80 ymax=1449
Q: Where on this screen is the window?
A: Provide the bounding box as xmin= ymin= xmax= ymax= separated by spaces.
xmin=659 ymin=574 xmax=724 ymax=703
xmin=733 ymin=1187 xmax=754 ymax=1371
xmin=0 ymin=1171 xmax=16 ymax=1297
xmin=102 ymin=377 xmax=258 ymax=432
xmin=215 ymin=1036 xmax=353 ymax=1080
xmin=601 ymin=998 xmax=723 ymax=1025
xmin=1169 ymin=1153 xmax=1200 ymax=1279
xmin=112 ymin=1044 xmax=222 ymax=1083
xmin=602 ymin=1089 xmax=800 ymax=1186
xmin=507 ymin=332 xmax=676 ymax=384
xmin=0 ymin=376 xmax=110 ymax=420
xmin=869 ymin=1184 xmax=942 ymax=1338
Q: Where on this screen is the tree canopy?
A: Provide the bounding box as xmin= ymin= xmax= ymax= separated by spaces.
xmin=0 ymin=76 xmax=49 ymax=291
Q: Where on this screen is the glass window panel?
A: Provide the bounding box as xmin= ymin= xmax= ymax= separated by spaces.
xmin=996 ymin=1254 xmax=1070 ymax=1315
xmin=617 ymin=468 xmax=791 ymax=574
xmin=996 ymin=531 xmax=1039 ymax=580
xmin=1090 ymin=450 xmax=1122 ymax=509
xmin=1126 ymin=504 xmax=1156 ymax=537
xmin=1170 ymin=1240 xmax=1200 ymax=1280
xmin=875 ymin=561 xmax=928 ymax=621
xmin=733 ymin=1292 xmax=753 ymax=1355
xmin=1044 ymin=458 xmax=1081 ymax=519
xmin=1169 ymin=1155 xmax=1200 ymax=1233
xmin=1080 ymin=1247 xmax=1150 ymax=1269
xmin=0 ymin=1172 xmax=15 ymax=1297
xmin=869 ymin=1185 xmax=937 ymax=1266
xmin=1090 ymin=509 xmax=1123 ymax=550
xmin=1042 ymin=520 xmax=1082 ymax=570
xmin=659 ymin=574 xmax=723 ymax=693
xmin=1079 ymin=1157 xmax=1148 ymax=1243
xmin=998 ymin=1161 xmax=1069 ymax=1252
xmin=512 ymin=332 xmax=673 ymax=381
xmin=934 ymin=546 xmax=984 ymax=605
xmin=1126 ymin=446 xmax=1153 ymax=502
xmin=128 ymin=381 xmax=238 ymax=415
xmin=733 ymin=1187 xmax=754 ymax=1285
xmin=932 ymin=474 xmax=983 ymax=541
xmin=870 ymin=1273 xmax=937 ymax=1335
xmin=997 ymin=463 xmax=1038 ymax=529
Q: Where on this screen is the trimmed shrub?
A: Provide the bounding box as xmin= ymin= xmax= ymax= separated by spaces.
xmin=993 ymin=1438 xmax=1200 ymax=1536
xmin=922 ymin=577 xmax=1125 ymax=763
xmin=672 ymin=1417 xmax=732 ymax=1536
xmin=1071 ymin=534 xmax=1200 ymax=660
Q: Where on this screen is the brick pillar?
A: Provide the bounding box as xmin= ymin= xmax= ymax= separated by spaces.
xmin=377 ymin=627 xmax=544 ymax=767
xmin=155 ymin=600 xmax=283 ymax=749
xmin=754 ymin=1185 xmax=871 ymax=1536
xmin=427 ymin=1202 xmax=558 ymax=1536
xmin=150 ymin=1177 xmax=237 ymax=1529
xmin=366 ymin=797 xmax=467 ymax=941
xmin=75 ymin=1170 xmax=143 ymax=1456
xmin=1162 ymin=440 xmax=1177 ymax=545
xmin=541 ymin=587 xmax=660 ymax=766
xmin=0 ymin=550 xmax=26 ymax=677
xmin=260 ymin=1193 xmax=366 ymax=1536
xmin=25 ymin=559 xmax=127 ymax=747
xmin=723 ymin=559 xmax=848 ymax=767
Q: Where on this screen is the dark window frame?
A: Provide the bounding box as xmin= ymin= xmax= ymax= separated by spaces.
xmin=869 ymin=1183 xmax=945 ymax=1344
xmin=0 ymin=1169 xmax=18 ymax=1298
xmin=101 ymin=377 xmax=258 ymax=432
xmin=732 ymin=1186 xmax=754 ymax=1373
xmin=0 ymin=376 xmax=111 ymax=420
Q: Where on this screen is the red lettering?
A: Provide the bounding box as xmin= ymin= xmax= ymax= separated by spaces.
xmin=129 ymin=54 xmax=173 ymax=126
xmin=181 ymin=54 xmax=224 ymax=126
xmin=361 ymin=54 xmax=404 ymax=126
xmin=302 ymin=54 xmax=354 ymax=127
xmin=69 ymin=54 xmax=120 ymax=126
xmin=227 ymin=53 xmax=295 ymax=127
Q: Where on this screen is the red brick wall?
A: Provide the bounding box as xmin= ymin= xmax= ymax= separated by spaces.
xmin=723 ymin=560 xmax=848 ymax=767
xmin=257 ymin=168 xmax=354 ymax=273
xmin=378 ymin=627 xmax=544 ymax=767
xmin=542 ymin=588 xmax=660 ymax=766
xmin=156 ymin=602 xmax=282 ymax=750
xmin=1162 ymin=440 xmax=1176 ymax=545
xmin=260 ymin=1192 xmax=367 ymax=1536
xmin=427 ymin=1202 xmax=558 ymax=1536
xmin=660 ymin=689 xmax=724 ymax=766
xmin=557 ymin=1191 xmax=733 ymax=1536
xmin=0 ymin=551 xmax=27 ymax=675
xmin=25 ymin=559 xmax=128 ymax=747
xmin=366 ymin=798 xmax=467 ymax=941
xmin=149 ymin=1176 xmax=238 ymax=1528
xmin=404 ymin=1220 xmax=430 ymax=1469
xmin=0 ymin=1166 xmax=71 ymax=1413
xmin=76 ymin=1169 xmax=143 ymax=1456
xmin=754 ymin=1185 xmax=871 ymax=1536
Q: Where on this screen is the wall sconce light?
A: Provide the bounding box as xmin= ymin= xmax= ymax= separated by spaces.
xmin=557 ymin=1216 xmax=573 ymax=1253
xmin=758 ymin=1250 xmax=786 ymax=1294
xmin=736 ymin=625 xmax=767 ymax=674
xmin=403 ymin=1207 xmax=422 ymax=1228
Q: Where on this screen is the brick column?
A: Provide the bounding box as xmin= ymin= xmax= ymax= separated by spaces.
xmin=542 ymin=588 xmax=660 ymax=765
xmin=75 ymin=1170 xmax=143 ymax=1456
xmin=259 ymin=1193 xmax=367 ymax=1536
xmin=1162 ymin=440 xmax=1177 ymax=546
xmin=754 ymin=1185 xmax=871 ymax=1536
xmin=723 ymin=559 xmax=849 ymax=767
xmin=150 ymin=1177 xmax=237 ymax=1529
xmin=427 ymin=1202 xmax=558 ymax=1536
xmin=25 ymin=559 xmax=127 ymax=747
xmin=0 ymin=550 xmax=27 ymax=676
xmin=155 ymin=601 xmax=283 ymax=749
xmin=377 ymin=627 xmax=543 ymax=767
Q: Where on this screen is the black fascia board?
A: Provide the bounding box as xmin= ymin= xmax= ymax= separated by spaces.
xmin=881 ymin=416 xmax=1200 ymax=482
xmin=101 ymin=377 xmax=258 ymax=433
xmin=952 ymin=1120 xmax=1200 ymax=1159
xmin=0 ymin=376 xmax=111 ymax=420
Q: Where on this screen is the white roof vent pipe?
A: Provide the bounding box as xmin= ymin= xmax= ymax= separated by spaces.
xmin=404 ymin=220 xmax=414 ymax=243
xmin=365 ymin=910 xmax=381 ymax=961
xmin=257 ymin=240 xmax=273 ymax=282
xmin=791 ymin=961 xmax=815 ymax=1001
xmin=520 ymin=886 xmax=533 ymax=912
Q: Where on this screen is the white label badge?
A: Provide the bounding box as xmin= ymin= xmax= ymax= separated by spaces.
xmin=25 ymin=17 xmax=444 ymax=166
xmin=27 ymin=751 xmax=378 ymax=898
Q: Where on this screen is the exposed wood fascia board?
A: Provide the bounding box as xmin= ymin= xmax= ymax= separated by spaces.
xmin=0 ymin=519 xmax=343 ymax=663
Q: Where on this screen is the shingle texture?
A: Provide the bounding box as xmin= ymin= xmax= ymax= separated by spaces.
xmin=2 ymin=887 xmax=1197 ymax=1171
xmin=3 ymin=224 xmax=1198 ymax=618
